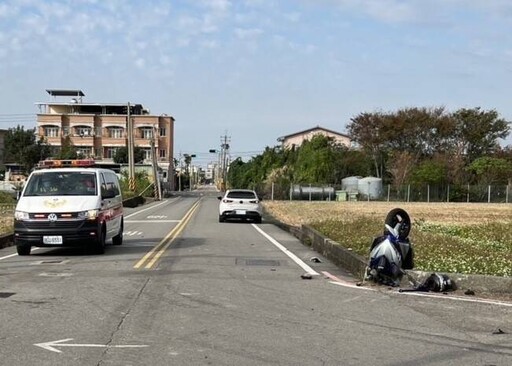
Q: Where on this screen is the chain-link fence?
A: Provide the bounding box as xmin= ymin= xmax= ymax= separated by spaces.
xmin=258 ymin=182 xmax=512 ymax=203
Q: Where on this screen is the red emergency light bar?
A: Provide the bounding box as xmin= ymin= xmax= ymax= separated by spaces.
xmin=37 ymin=159 xmax=96 ymax=168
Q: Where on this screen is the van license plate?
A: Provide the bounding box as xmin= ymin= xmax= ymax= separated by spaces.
xmin=43 ymin=236 xmax=63 ymax=244
xmin=236 ymin=210 xmax=247 ymax=215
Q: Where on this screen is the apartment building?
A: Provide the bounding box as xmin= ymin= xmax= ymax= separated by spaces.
xmin=35 ymin=89 xmax=175 ymax=181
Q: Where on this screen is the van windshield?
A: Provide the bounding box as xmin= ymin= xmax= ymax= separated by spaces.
xmin=23 ymin=171 xmax=97 ymax=197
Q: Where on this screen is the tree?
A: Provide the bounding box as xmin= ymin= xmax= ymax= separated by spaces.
xmin=4 ymin=126 xmax=51 ymax=172
xmin=409 ymin=158 xmax=448 ymax=186
xmin=347 ymin=112 xmax=388 ymax=177
xmin=467 ymin=156 xmax=512 ymax=186
xmin=452 ymin=108 xmax=510 ymax=163
xmin=387 ymin=151 xmax=416 ymax=188
xmin=57 ymin=135 xmax=78 ymax=160
xmin=113 ymin=146 xmax=145 ymax=164
xmin=293 ymin=134 xmax=337 ymax=184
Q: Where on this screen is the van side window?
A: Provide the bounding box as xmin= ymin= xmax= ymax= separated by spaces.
xmin=100 ymin=171 xmax=120 ymax=197
xmin=100 ymin=173 xmax=108 ymax=196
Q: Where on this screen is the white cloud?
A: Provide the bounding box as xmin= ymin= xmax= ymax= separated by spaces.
xmin=234 ymin=27 xmax=263 ymax=39
xmin=284 ymin=12 xmax=301 ymax=22
xmin=202 ymin=0 xmax=231 ymax=12
xmin=135 ymin=58 xmax=146 ymax=69
xmin=200 ymin=39 xmax=218 ymax=49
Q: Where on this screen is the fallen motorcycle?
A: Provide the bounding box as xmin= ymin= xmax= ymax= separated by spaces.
xmin=365 ymin=208 xmax=414 ymax=287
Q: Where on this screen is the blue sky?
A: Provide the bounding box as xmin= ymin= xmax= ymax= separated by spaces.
xmin=1 ymin=0 xmax=512 ymax=167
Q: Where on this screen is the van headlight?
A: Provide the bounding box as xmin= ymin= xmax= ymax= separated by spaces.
xmin=14 ymin=211 xmax=29 ymax=221
xmin=77 ymin=209 xmax=99 ymax=220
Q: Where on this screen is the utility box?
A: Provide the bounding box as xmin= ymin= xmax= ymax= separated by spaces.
xmin=348 ymin=191 xmax=358 ymax=201
xmin=336 ymin=190 xmax=347 ymax=201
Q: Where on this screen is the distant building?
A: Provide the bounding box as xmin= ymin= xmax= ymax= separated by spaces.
xmin=277 ymin=125 xmax=351 ymax=150
xmin=35 ymin=89 xmax=175 ymax=186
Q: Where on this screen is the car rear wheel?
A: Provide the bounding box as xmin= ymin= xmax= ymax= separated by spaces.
xmin=218 ymin=215 xmax=225 ymax=223
xmin=255 ymin=216 xmax=262 ymax=224
xmin=16 ymin=245 xmax=31 ymax=256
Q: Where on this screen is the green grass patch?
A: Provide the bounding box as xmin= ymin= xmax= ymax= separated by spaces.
xmin=310 ymin=217 xmax=512 ymax=277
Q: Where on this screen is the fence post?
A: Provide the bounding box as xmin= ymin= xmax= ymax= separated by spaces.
xmin=407 ymin=185 xmax=410 ymax=202
xmin=467 ymin=183 xmax=470 ymax=203
xmin=289 ymin=183 xmax=292 ymax=201
xmin=447 ymin=185 xmax=450 ymax=203
xmin=427 ymin=184 xmax=430 ymax=203
xmin=488 ymin=185 xmax=491 ymax=203
xmin=271 ymin=182 xmax=274 ymax=201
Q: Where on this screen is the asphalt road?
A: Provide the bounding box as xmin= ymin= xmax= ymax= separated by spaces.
xmin=0 ymin=187 xmax=511 ymax=365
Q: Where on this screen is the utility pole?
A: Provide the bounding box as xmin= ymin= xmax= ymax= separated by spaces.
xmin=150 ymin=128 xmax=161 ymax=200
xmin=178 ymin=152 xmax=182 ymax=192
xmin=220 ymin=134 xmax=230 ymax=191
xmin=127 ymin=102 xmax=135 ymax=191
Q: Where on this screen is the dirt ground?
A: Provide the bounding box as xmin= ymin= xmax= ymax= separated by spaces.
xmin=261 ymin=201 xmax=512 ymax=227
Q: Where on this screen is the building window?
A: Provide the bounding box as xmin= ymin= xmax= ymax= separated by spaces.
xmin=159 ymin=149 xmax=166 ymax=158
xmin=105 ymin=147 xmax=120 ymax=159
xmin=62 ymin=127 xmax=70 ymax=136
xmin=109 ymin=127 xmax=123 ymax=138
xmin=141 ymin=127 xmax=153 ymax=139
xmin=76 ymin=147 xmax=92 ymax=158
xmin=44 ymin=126 xmax=59 ymax=137
xmin=142 ymin=148 xmax=152 ymax=160
xmin=75 ymin=126 xmax=92 ymax=137
xmin=159 ymin=127 xmax=166 ymax=137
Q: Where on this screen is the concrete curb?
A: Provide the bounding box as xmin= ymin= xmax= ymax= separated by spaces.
xmin=270 ymin=219 xmax=512 ymax=295
xmin=0 ymin=233 xmax=13 ymax=250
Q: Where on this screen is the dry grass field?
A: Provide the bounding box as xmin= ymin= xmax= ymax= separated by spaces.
xmin=262 ymin=200 xmax=512 ymax=279
xmin=262 ymin=201 xmax=512 ymax=227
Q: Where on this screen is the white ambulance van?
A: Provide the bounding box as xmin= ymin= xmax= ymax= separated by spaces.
xmin=14 ymin=159 xmax=124 ymax=255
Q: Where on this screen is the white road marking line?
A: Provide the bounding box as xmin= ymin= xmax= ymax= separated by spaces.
xmin=327 ymin=273 xmax=512 ymax=307
xmin=251 ymin=224 xmax=319 ymax=276
xmin=0 ymin=253 xmax=18 ymax=260
xmin=125 ymin=220 xmax=180 ymax=224
xmin=124 ymin=198 xmax=177 ymax=219
xmin=0 ymin=248 xmax=41 ymax=261
xmin=393 ymin=290 xmax=512 ymax=307
xmin=329 ymin=281 xmax=376 ymax=291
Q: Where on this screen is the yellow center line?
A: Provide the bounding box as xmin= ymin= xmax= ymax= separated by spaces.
xmin=133 ymin=200 xmax=201 ymax=269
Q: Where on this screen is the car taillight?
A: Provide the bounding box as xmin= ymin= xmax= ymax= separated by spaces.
xmin=223 ymin=199 xmax=234 ymax=203
xmin=249 ymin=200 xmax=258 ymax=203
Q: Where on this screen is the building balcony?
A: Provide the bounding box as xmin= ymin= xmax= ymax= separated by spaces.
xmin=99 ymin=115 xmax=127 ymax=125
xmin=69 ymin=136 xmax=94 ymax=146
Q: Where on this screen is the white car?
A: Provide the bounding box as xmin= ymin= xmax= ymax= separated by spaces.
xmin=218 ymin=189 xmax=262 ymax=223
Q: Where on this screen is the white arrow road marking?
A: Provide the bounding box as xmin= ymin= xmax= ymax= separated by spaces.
xmin=34 ymin=338 xmax=149 ymax=353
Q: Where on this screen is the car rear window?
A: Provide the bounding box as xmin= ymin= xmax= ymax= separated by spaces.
xmin=227 ymin=191 xmax=257 ymax=199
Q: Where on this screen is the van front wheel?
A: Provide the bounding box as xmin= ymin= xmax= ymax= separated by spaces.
xmin=17 ymin=245 xmax=31 ymax=256
xmin=113 ymin=221 xmax=123 ymax=246
xmin=95 ymin=229 xmax=106 ymax=254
